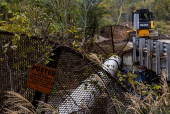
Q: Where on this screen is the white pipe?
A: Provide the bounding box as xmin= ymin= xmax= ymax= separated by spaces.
xmin=102 ymin=55 xmax=121 ymax=76
xmin=58 ymin=55 xmax=121 ymax=114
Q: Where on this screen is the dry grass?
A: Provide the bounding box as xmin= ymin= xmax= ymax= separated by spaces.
xmin=3 ymin=91 xmax=58 ymax=114
xmin=36 ymin=101 xmax=58 ymax=114
xmin=126 ymin=70 xmax=170 ymax=114
xmin=3 ymin=91 xmax=35 ymax=114
xmin=89 ymin=53 xmax=102 ymax=65
xmin=79 ymin=103 xmax=90 ymax=112
xmin=91 ymin=74 xmax=106 ymax=89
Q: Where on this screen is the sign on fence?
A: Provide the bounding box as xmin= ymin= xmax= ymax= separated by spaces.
xmin=27 ymin=64 xmax=57 ymax=94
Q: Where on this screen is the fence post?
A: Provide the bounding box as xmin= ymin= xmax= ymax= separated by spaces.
xmin=133 ymin=37 xmax=136 ymax=63
xmin=110 ymin=25 xmax=114 ymax=53
xmin=167 ymin=44 xmax=170 ymax=81
xmin=147 ymin=39 xmax=151 ymax=69
xmin=156 ymin=42 xmax=160 ymax=74
xmin=150 ymin=40 xmax=154 ymax=51
xmin=156 ymin=42 xmax=163 ymax=75
xmin=139 ymin=38 xmax=145 ymax=65
xmin=144 ymin=39 xmax=147 ymax=66
xmin=136 ymin=37 xmax=138 ymax=46
xmin=32 ymin=46 xmax=61 ymax=110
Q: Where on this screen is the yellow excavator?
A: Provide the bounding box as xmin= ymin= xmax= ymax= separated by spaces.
xmin=127 ymin=9 xmax=158 ymax=39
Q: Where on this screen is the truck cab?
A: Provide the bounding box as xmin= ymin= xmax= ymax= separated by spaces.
xmin=127 ymin=9 xmax=158 ymax=39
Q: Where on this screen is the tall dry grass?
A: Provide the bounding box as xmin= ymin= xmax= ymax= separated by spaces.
xmin=3 ymin=73 xmax=170 ymax=114
xmin=126 ymin=70 xmax=170 ymax=114
xmin=88 ymin=53 xmax=103 ymax=66
xmin=3 ymin=91 xmax=58 ymax=114
xmin=3 ymin=91 xmax=35 ymax=114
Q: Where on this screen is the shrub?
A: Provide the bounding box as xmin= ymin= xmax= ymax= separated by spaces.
xmin=154 ymin=21 xmax=168 ymax=34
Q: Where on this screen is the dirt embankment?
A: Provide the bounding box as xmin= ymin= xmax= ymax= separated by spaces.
xmin=113 ymin=27 xmax=128 ymax=42
xmin=95 ymin=26 xmax=130 ymax=47
xmin=92 ymin=26 xmax=132 ymax=58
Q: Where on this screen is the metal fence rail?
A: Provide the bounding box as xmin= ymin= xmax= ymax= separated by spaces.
xmin=133 ymin=37 xmax=170 ymax=81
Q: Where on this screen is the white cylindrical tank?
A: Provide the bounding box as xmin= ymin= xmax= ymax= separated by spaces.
xmin=102 ymin=55 xmax=121 ymax=76
xmin=58 ymin=55 xmax=121 ymax=114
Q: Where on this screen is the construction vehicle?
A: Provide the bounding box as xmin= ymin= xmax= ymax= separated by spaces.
xmin=127 ymin=9 xmax=158 ymax=39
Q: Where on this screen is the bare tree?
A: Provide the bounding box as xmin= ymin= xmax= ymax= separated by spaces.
xmin=116 ymin=0 xmax=123 ymax=25
xmin=77 ymin=0 xmax=100 ymax=43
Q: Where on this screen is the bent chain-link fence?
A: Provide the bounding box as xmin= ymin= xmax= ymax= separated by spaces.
xmin=0 ymin=31 xmax=133 ymax=114
xmin=86 ymin=25 xmax=131 ymax=60
xmin=0 ymin=32 xmax=53 ymax=112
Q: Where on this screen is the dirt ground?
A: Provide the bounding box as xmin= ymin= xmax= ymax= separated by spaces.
xmin=96 ymin=25 xmax=130 ymax=43
xmin=93 ymin=25 xmax=132 ymax=58
xmin=113 ymin=27 xmax=129 ymax=42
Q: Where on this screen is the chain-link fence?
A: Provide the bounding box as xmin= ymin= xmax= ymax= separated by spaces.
xmin=34 ymin=46 xmax=132 ymax=114
xmin=0 ymin=31 xmax=133 ymax=114
xmin=0 ymin=31 xmax=54 ymax=112
xmin=85 ymin=25 xmax=131 ymax=60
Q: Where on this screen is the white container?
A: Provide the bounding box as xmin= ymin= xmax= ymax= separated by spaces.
xmin=58 ymin=55 xmax=121 ymax=113
xmin=102 ymin=55 xmax=121 ymax=76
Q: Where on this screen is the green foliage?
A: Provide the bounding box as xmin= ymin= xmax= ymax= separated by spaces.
xmin=0 ymin=0 xmax=110 ymax=42
xmin=153 ymin=84 xmax=161 ymax=90
xmin=152 ymin=0 xmax=170 ymax=21
xmin=0 ymin=2 xmax=10 ymax=14
xmin=1 ymin=0 xmax=170 ymax=41
xmin=99 ymin=16 xmax=114 ymax=27
xmin=132 ymin=0 xmax=154 ymax=10
xmin=154 ymin=21 xmax=168 ymax=34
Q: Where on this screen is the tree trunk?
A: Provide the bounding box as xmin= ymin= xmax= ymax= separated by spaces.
xmin=64 ymin=0 xmax=68 ymax=40
xmin=83 ymin=11 xmax=87 ymax=42
xmin=3 ymin=13 xmax=6 ymax=21
xmin=116 ymin=3 xmax=122 ymax=25
xmin=83 ymin=2 xmax=87 ymax=43
xmin=64 ymin=0 xmax=67 ymax=27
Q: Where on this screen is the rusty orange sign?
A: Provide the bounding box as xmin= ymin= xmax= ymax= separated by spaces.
xmin=27 ymin=64 xmax=57 ymax=94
